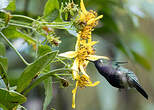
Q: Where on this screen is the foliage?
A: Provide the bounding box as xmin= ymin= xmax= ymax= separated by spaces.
xmin=0 ymin=0 xmax=152 ymax=110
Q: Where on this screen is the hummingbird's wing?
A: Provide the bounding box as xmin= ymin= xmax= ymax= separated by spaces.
xmin=111 ymin=60 xmax=128 ymax=65
xmin=127 ymin=72 xmax=139 ymax=84
xmin=115 ymin=61 xmax=128 ymax=65
xmin=126 ymin=72 xmax=148 ymax=99
xmin=111 ymin=61 xmax=128 ymax=70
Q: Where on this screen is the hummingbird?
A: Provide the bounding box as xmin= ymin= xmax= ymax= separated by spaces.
xmin=90 ymin=59 xmax=148 ymax=99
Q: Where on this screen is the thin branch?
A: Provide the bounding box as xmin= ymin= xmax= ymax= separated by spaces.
xmin=11 ymin=14 xmax=36 ymax=21
xmin=0 ymin=32 xmax=30 ymax=66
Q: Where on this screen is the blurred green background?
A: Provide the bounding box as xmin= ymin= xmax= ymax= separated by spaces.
xmin=5 ymin=0 xmax=154 ymax=110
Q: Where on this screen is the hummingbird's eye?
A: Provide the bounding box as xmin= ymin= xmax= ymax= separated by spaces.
xmin=100 ymin=59 xmax=103 ymax=63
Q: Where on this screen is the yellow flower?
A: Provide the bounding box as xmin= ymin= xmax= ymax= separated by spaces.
xmin=72 ymin=75 xmax=100 ymax=108
xmin=59 ymin=38 xmax=108 ymax=79
xmin=79 ymin=0 xmax=103 ymax=40
xmin=59 ymin=0 xmax=109 ymax=108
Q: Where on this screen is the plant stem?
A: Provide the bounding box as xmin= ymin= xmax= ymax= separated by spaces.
xmin=11 ymin=14 xmax=36 ymax=21
xmin=55 ymin=73 xmax=72 ymax=76
xmin=9 ymin=22 xmax=34 ymax=29
xmin=10 ymin=19 xmax=32 ymax=25
xmin=56 ymin=57 xmax=67 ymax=66
xmin=0 ymin=20 xmax=34 ymax=29
xmin=41 ymin=21 xmax=71 ymax=25
xmin=43 ymin=25 xmax=68 ymax=29
xmin=11 ymin=14 xmax=71 ymax=26
xmin=1 ymin=14 xmax=71 ymax=30
xmin=0 ymin=32 xmax=30 ymax=66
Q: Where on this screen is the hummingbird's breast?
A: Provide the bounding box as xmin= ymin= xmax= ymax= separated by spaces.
xmin=106 ymin=71 xmax=125 ymax=88
xmin=96 ymin=64 xmax=125 ymax=88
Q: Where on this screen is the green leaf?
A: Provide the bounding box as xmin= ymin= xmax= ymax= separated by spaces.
xmin=43 ymin=78 xmax=52 ymax=110
xmin=38 ymin=45 xmax=52 ymax=57
xmin=37 ymin=45 xmax=53 ymax=109
xmin=131 ymin=50 xmax=151 ymax=70
xmin=38 ymin=45 xmax=52 ymax=73
xmin=6 ymin=0 xmax=16 ymax=11
xmin=23 ymin=68 xmax=70 ymax=95
xmin=16 ymin=51 xmax=58 ymax=93
xmin=0 ymin=63 xmax=9 ymax=89
xmin=0 ymin=45 xmax=9 ymax=89
xmin=0 ymin=56 xmax=8 ymax=71
xmin=2 ymin=26 xmax=36 ymax=46
xmin=0 ymin=103 xmax=8 ymax=110
xmin=0 ymin=88 xmax=26 ymax=110
xmin=43 ymin=0 xmax=61 ymax=21
xmin=0 ymin=11 xmax=7 ymax=19
xmin=0 ymin=42 xmax=6 ymax=56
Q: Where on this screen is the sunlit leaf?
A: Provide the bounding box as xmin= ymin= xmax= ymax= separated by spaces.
xmin=43 ymin=0 xmax=61 ymax=21
xmin=6 ymin=0 xmax=16 ymax=11
xmin=16 ymin=51 xmax=58 ymax=93
xmin=0 ymin=88 xmax=26 ymax=110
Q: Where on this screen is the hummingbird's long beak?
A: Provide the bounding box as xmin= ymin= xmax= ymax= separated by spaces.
xmin=85 ymin=59 xmax=95 ymax=63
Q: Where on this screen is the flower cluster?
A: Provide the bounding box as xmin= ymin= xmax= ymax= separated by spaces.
xmin=59 ymin=0 xmax=109 ymax=108
xmin=62 ymin=0 xmax=78 ymax=21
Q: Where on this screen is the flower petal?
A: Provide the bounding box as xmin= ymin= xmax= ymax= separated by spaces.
xmin=87 ymin=15 xmax=103 ymax=25
xmin=87 ymin=18 xmax=95 ymax=25
xmin=88 ymin=81 xmax=100 ymax=87
xmin=87 ymin=41 xmax=98 ymax=46
xmin=75 ymin=33 xmax=81 ymax=51
xmin=80 ymin=64 xmax=89 ymax=77
xmin=59 ymin=51 xmax=77 ymax=58
xmin=83 ymin=60 xmax=89 ymax=67
xmin=72 ymin=58 xmax=79 ymax=79
xmin=81 ymin=40 xmax=98 ymax=46
xmin=80 ymin=0 xmax=87 ymax=14
xmin=95 ymin=15 xmax=103 ymax=20
xmin=87 ymin=55 xmax=110 ymax=61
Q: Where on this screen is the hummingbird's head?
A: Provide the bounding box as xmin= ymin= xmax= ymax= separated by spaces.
xmin=88 ymin=59 xmax=110 ymax=74
xmin=88 ymin=59 xmax=110 ymax=66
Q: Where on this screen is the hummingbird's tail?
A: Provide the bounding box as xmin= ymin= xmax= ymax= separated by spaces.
xmin=133 ymin=80 xmax=148 ymax=99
